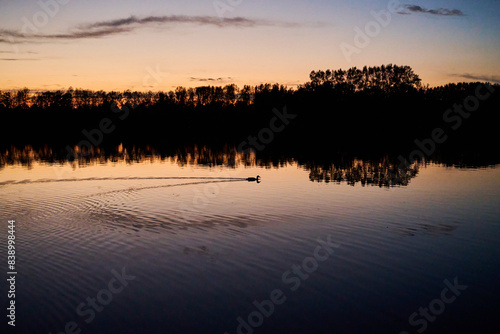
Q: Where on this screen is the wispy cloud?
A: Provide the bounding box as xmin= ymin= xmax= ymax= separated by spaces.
xmin=0 ymin=15 xmax=310 ymax=44
xmin=0 ymin=26 xmax=132 ymax=42
xmin=85 ymin=15 xmax=296 ymax=29
xmin=398 ymin=5 xmax=465 ymax=16
xmin=0 ymin=58 xmax=40 ymax=61
xmin=190 ymin=76 xmax=234 ymax=83
xmin=451 ymin=73 xmax=500 ymax=84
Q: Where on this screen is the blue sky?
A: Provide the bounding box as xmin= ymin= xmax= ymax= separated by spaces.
xmin=0 ymin=0 xmax=499 ymax=91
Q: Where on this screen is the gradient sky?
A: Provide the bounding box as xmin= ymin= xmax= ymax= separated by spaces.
xmin=0 ymin=0 xmax=499 ymax=91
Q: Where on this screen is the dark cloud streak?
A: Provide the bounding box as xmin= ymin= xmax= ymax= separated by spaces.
xmin=0 ymin=15 xmax=308 ymax=44
xmin=86 ymin=15 xmax=279 ymax=29
xmin=190 ymin=77 xmax=233 ymax=83
xmin=398 ymin=5 xmax=465 ymax=16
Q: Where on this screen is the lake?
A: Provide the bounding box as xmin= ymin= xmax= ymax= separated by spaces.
xmin=0 ymin=148 xmax=499 ymax=334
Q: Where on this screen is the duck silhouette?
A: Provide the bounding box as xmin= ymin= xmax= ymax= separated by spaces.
xmin=246 ymin=175 xmax=261 ymax=183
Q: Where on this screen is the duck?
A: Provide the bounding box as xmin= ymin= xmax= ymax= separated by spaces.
xmin=246 ymin=175 xmax=261 ymax=183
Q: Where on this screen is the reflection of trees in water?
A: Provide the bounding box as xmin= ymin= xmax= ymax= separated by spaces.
xmin=0 ymin=144 xmax=251 ymax=169
xmin=2 ymin=143 xmax=498 ymax=187
xmin=1 ymin=144 xmax=423 ymax=187
xmin=306 ymin=158 xmax=420 ymax=187
xmin=173 ymin=145 xmax=256 ymax=168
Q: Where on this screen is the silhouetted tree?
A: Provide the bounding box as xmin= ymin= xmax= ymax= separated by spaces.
xmin=175 ymin=87 xmax=187 ymax=105
xmin=0 ymin=91 xmax=14 ymax=109
xmin=239 ymin=85 xmax=253 ymax=105
xmin=187 ymin=88 xmax=196 ymax=107
xmin=195 ymin=86 xmax=212 ymax=106
xmin=15 ymin=88 xmax=30 ymax=109
xmin=223 ymin=84 xmax=238 ymax=106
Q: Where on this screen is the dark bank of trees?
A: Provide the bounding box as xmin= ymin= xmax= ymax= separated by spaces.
xmin=0 ymin=65 xmax=421 ymax=111
xmin=305 ymin=64 xmax=422 ymax=95
xmin=0 ymin=84 xmax=290 ymax=110
xmin=0 ymin=64 xmax=499 ymax=164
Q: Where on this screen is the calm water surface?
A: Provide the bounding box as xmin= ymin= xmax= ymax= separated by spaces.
xmin=0 ymin=157 xmax=499 ymax=334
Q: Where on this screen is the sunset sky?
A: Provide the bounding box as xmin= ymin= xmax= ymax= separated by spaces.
xmin=0 ymin=0 xmax=499 ymax=91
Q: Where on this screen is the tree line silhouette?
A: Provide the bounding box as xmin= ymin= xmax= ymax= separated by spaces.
xmin=0 ymin=83 xmax=290 ymax=109
xmin=0 ymin=65 xmax=423 ymax=110
xmin=0 ymin=64 xmax=499 ymax=165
